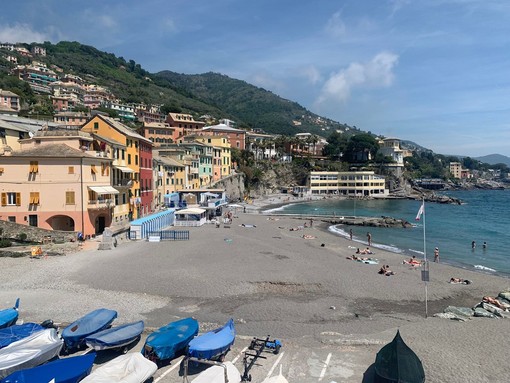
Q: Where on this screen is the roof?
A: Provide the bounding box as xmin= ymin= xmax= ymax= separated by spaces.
xmin=176 ymin=208 xmax=206 ymax=214
xmin=0 ymin=89 xmax=20 ymax=97
xmin=91 ymin=133 xmax=126 ymax=148
xmin=203 ymin=123 xmax=245 ymax=133
xmin=95 ymin=115 xmax=152 ymax=144
xmin=0 ymin=115 xmax=60 ymax=134
xmin=10 ymin=143 xmax=100 ymax=158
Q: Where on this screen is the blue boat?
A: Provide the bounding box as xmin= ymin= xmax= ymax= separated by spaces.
xmin=85 ymin=320 xmax=144 ymax=351
xmin=61 ymin=308 xmax=117 ymax=350
xmin=0 ymin=299 xmax=20 ymax=329
xmin=188 ymin=318 xmax=236 ymax=360
xmin=0 ymin=323 xmax=44 ymax=349
xmin=0 ymin=353 xmax=95 ymax=383
xmin=142 ymin=317 xmax=198 ymax=362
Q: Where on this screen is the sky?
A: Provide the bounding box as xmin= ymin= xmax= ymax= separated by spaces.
xmin=1 ymin=0 xmax=510 ymax=157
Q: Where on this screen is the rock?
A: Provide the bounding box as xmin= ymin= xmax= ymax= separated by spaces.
xmin=474 ymin=308 xmax=497 ymax=318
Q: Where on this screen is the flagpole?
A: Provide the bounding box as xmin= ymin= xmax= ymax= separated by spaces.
xmin=422 ymin=197 xmax=428 ymax=318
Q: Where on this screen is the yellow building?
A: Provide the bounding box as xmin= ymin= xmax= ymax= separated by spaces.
xmin=193 ymin=135 xmax=231 ymax=181
xmin=308 ymin=171 xmax=387 ymax=196
xmin=81 ymin=114 xmax=152 ymax=220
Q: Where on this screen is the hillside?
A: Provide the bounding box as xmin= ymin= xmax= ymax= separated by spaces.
xmin=474 ymin=154 xmax=510 ymax=167
xmin=0 ymin=41 xmax=353 ymax=137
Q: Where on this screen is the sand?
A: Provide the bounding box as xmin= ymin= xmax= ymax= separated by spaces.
xmin=1 ymin=198 xmax=509 ymax=382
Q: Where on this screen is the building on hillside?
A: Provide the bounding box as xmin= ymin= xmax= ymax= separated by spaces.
xmin=377 ymin=137 xmax=405 ymax=177
xmin=200 ymin=123 xmax=246 ymax=150
xmin=245 ymin=131 xmax=277 ymax=160
xmin=153 ymin=154 xmax=186 ymax=208
xmin=180 ymin=137 xmax=214 ymax=187
xmin=50 ymin=78 xmax=86 ymax=108
xmin=12 ymin=61 xmax=58 ymax=94
xmin=219 ymin=118 xmax=236 ymax=127
xmin=166 ymin=113 xmax=205 ymax=136
xmin=30 ymin=46 xmax=46 ymax=56
xmin=287 ymin=132 xmax=324 ymax=157
xmin=134 ymin=104 xmax=165 ymax=124
xmin=53 ymin=112 xmax=90 ymax=127
xmin=308 ymin=171 xmax=388 ymax=196
xmin=192 ymin=135 xmax=231 ymax=182
xmin=156 ymin=147 xmax=192 ymax=190
xmin=141 ymin=122 xmax=182 ymax=146
xmin=0 ymin=132 xmax=116 ymax=237
xmin=101 ymin=100 xmax=136 ymax=121
xmin=81 ymin=114 xmax=153 ymax=219
xmin=0 ymin=89 xmax=21 ymax=114
xmin=84 ymin=85 xmax=113 ymax=109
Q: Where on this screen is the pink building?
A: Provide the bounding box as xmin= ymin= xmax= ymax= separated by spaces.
xmin=0 ymin=130 xmax=116 ymax=236
xmin=0 ymin=89 xmax=21 ymax=113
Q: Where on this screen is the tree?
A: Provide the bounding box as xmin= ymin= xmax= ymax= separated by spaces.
xmin=344 ymin=133 xmax=379 ymax=163
xmin=323 ymin=132 xmax=348 ymax=160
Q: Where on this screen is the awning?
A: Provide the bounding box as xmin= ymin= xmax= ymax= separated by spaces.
xmin=113 ymin=165 xmax=134 ymax=173
xmin=177 ymin=208 xmax=206 ymax=215
xmin=88 ymin=186 xmax=120 ymax=195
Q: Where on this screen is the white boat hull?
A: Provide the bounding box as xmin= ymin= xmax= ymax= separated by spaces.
xmin=81 ymin=352 xmax=157 ymax=383
xmin=191 ymin=361 xmax=241 ymax=383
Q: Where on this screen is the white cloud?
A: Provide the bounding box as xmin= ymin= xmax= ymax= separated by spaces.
xmin=97 ymin=15 xmax=118 ymax=29
xmin=324 ymin=11 xmax=346 ymax=38
xmin=316 ymin=52 xmax=399 ymax=104
xmin=299 ymin=65 xmax=322 ymax=85
xmin=0 ymin=23 xmax=50 ymax=43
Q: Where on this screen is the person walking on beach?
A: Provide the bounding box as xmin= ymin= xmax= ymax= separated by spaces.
xmin=434 ymin=247 xmax=440 ymax=263
xmin=367 ymin=232 xmax=372 ymax=246
xmin=310 ymin=218 xmax=313 ymax=227
xmin=349 ymin=229 xmax=353 ymax=241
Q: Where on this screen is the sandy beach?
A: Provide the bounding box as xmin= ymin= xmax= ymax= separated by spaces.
xmin=1 ymin=197 xmax=509 ymax=382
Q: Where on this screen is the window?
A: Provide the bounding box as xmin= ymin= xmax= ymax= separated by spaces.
xmin=8 ymin=216 xmax=15 ymax=223
xmin=128 ymin=154 xmax=131 ymax=165
xmin=91 ymin=165 xmax=96 ymax=174
xmin=28 ymin=215 xmax=38 ymax=227
xmin=93 ymin=122 xmax=99 ymax=130
xmin=1 ymin=192 xmax=20 ymax=206
xmin=29 ymin=161 xmax=39 ymax=173
xmin=29 ymin=192 xmax=40 ymax=205
xmin=121 ymin=150 xmax=125 ymax=160
xmin=66 ymin=191 xmax=75 ymax=205
xmin=135 ymin=155 xmax=138 ymax=166
xmin=68 ymin=166 xmax=74 ymax=174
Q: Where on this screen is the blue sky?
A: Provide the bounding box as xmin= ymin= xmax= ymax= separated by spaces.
xmin=1 ymin=0 xmax=510 ymax=157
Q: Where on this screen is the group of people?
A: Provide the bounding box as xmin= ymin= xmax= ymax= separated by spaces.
xmin=356 ymin=247 xmax=373 ymax=255
xmin=472 ymin=240 xmax=488 ymax=250
xmin=403 ymin=255 xmax=422 ymax=266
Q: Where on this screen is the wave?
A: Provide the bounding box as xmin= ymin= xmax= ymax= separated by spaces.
xmin=262 ymin=203 xmax=298 ymax=213
xmin=328 ymin=225 xmax=404 ymax=254
xmin=474 ymin=264 xmax=496 ymax=272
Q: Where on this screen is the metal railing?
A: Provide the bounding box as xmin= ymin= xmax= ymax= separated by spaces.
xmin=146 ymin=230 xmax=190 ymax=241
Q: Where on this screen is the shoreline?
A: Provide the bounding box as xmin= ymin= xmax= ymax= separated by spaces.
xmin=248 ymin=193 xmax=510 ymax=280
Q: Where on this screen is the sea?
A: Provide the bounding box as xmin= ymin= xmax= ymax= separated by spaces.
xmin=264 ymin=189 xmax=510 ymax=277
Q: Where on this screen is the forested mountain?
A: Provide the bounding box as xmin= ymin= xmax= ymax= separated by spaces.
xmin=0 ymin=41 xmax=353 ymax=136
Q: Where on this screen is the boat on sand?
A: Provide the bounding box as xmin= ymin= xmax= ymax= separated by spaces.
xmin=142 ymin=317 xmax=198 ymax=362
xmin=0 ymin=299 xmax=20 ymax=330
xmin=0 ymin=328 xmax=63 ymax=379
xmin=188 ymin=318 xmax=235 ymax=361
xmin=190 ymin=361 xmax=241 ymax=383
xmin=85 ymin=321 xmax=144 ymax=352
xmin=61 ymin=308 xmax=117 ymax=351
xmin=81 ymin=352 xmax=157 ymax=383
xmin=0 ymin=323 xmax=44 ymax=350
xmin=0 ymin=352 xmax=95 ymax=383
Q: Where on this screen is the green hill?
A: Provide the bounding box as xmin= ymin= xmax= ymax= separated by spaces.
xmin=0 ymin=41 xmax=354 ymax=136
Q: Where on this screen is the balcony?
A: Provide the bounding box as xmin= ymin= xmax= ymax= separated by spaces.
xmin=88 ymin=198 xmax=114 ymax=209
xmin=114 ymin=178 xmax=133 ymax=187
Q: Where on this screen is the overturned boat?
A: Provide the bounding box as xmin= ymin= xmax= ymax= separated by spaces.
xmin=61 ymin=308 xmax=117 ymax=351
xmin=188 ymin=318 xmax=235 ymax=361
xmin=0 ymin=299 xmax=20 ymax=330
xmin=374 ymin=330 xmax=425 ymax=383
xmin=85 ymin=320 xmax=144 ymax=352
xmin=81 ymin=352 xmax=157 ymax=383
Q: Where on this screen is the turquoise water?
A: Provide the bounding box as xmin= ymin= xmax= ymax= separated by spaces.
xmin=266 ymin=190 xmax=510 ymax=276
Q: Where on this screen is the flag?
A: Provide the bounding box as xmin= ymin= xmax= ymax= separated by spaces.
xmin=415 ymin=202 xmax=424 ymax=221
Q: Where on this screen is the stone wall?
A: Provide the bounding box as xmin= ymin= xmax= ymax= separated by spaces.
xmin=0 ymin=220 xmax=76 ymax=244
xmin=212 ymin=172 xmax=245 ymax=201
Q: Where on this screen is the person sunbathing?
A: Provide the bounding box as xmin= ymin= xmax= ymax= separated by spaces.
xmin=302 ymin=234 xmax=316 ymax=239
xmin=482 ymin=296 xmax=508 ymax=310
xmin=449 ymin=278 xmax=471 ymax=285
xmin=360 ymin=247 xmax=373 ymax=255
xmin=403 ymin=256 xmax=421 ymax=266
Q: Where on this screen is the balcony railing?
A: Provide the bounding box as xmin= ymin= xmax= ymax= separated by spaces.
xmin=88 ymin=198 xmax=114 ymax=208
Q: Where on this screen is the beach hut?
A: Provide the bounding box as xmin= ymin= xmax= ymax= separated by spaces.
xmin=374 ymin=330 xmax=425 ymax=383
xmin=174 ymin=208 xmax=207 ymax=227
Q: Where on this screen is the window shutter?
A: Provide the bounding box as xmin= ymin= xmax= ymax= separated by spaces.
xmin=1 ymin=193 xmax=6 ymax=206
xmin=16 ymin=193 xmax=21 ymax=206
xmin=91 ymin=165 xmax=96 ymax=174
